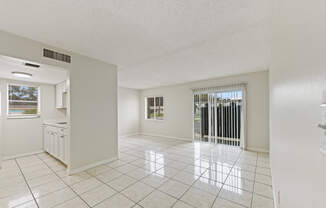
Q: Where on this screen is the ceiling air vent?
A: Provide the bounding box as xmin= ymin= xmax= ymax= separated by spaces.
xmin=24 ymin=62 xmax=40 ymax=68
xmin=43 ymin=48 xmax=71 ymax=63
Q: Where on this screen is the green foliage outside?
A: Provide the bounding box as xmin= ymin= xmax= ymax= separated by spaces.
xmin=9 ymin=85 xmax=38 ymax=101
xmin=22 ymin=109 xmax=38 ymax=114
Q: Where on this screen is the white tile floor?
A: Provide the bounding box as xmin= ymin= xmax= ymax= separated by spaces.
xmin=0 ymin=135 xmax=274 ymax=208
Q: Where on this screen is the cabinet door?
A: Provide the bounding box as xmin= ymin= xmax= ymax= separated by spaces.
xmin=58 ymin=135 xmax=65 ymax=162
xmin=44 ymin=127 xmax=49 ymax=152
xmin=46 ymin=129 xmax=51 ymax=153
xmin=56 ymin=82 xmax=63 ymax=108
xmin=49 ymin=131 xmax=54 ymax=155
xmin=54 ymin=132 xmax=59 ymax=158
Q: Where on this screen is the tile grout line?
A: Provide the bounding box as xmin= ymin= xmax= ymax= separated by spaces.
xmin=84 ymin=147 xmax=176 ymax=207
xmin=8 ymin=137 xmax=270 ymax=208
xmin=114 ymin=150 xmax=193 ymax=207
xmin=112 ymin=139 xmax=271 ymax=207
xmin=112 ymin=143 xmax=203 ymax=207
xmin=14 ymin=158 xmax=40 ymax=208
xmin=209 ymin=147 xmax=243 ymax=208
xmin=122 ymin=139 xmax=262 ymax=208
xmin=250 ymin=153 xmax=258 ymax=208
xmin=131 ymin=166 xmax=196 ymax=207
xmin=36 ymin=154 xmax=93 ymax=208
xmin=167 ymin=145 xmax=237 ymax=208
xmin=122 ymin=141 xmax=242 ymax=208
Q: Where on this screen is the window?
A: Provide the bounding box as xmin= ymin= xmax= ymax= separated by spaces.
xmin=8 ymin=84 xmax=40 ymax=116
xmin=145 ymin=96 xmax=164 ymax=120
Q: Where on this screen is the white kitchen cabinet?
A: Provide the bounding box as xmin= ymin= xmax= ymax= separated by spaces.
xmin=43 ymin=125 xmax=69 ymax=164
xmin=56 ymin=81 xmax=67 ymax=109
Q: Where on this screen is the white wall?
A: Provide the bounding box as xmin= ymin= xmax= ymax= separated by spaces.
xmin=118 ymin=87 xmax=140 ymax=136
xmin=0 ymin=90 xmax=3 ymax=166
xmin=270 ymin=0 xmax=326 ymax=207
xmin=140 ymin=71 xmax=269 ymax=152
xmin=0 ymin=30 xmax=118 ymax=173
xmin=0 ymin=79 xmax=65 ymax=158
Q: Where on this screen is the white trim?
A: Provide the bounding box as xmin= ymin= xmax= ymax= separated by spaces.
xmin=7 ymin=115 xmax=40 ymax=119
xmin=144 ymin=96 xmax=164 ymax=121
xmin=272 ymin=181 xmax=278 ymax=208
xmin=119 ymin=132 xmax=141 ymax=137
xmin=246 ymin=147 xmax=269 ymax=153
xmin=2 ymin=150 xmax=44 ymax=160
xmin=7 ymin=83 xmax=41 ymax=117
xmin=191 ymin=84 xmax=247 ymax=149
xmin=68 ymin=156 xmax=118 ymax=175
xmin=140 ymin=132 xmax=192 ymax=142
xmin=241 ymin=85 xmax=247 ymax=150
xmin=192 ymin=83 xmax=247 ymax=94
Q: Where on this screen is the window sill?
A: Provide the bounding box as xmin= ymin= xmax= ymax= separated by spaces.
xmin=7 ymin=115 xmax=41 ymax=119
xmin=145 ymin=118 xmax=164 ymax=122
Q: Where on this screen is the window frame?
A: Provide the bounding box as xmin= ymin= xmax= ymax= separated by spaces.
xmin=7 ymin=83 xmax=41 ymax=118
xmin=144 ymin=96 xmax=164 ymax=121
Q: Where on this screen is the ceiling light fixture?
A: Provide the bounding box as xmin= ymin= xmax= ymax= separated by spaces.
xmin=12 ymin=71 xmax=32 ymax=78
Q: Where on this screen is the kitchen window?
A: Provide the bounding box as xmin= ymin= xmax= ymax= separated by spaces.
xmin=8 ymin=84 xmax=40 ymax=117
xmin=145 ymin=96 xmax=164 ymax=120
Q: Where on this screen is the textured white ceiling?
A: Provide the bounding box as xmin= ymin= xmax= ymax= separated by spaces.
xmin=0 ymin=55 xmax=67 ymax=84
xmin=0 ymin=0 xmax=271 ymax=89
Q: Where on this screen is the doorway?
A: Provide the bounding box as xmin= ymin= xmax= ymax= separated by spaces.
xmin=193 ymin=85 xmax=246 ymax=148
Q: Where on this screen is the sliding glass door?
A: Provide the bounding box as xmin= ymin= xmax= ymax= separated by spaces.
xmin=193 ymin=86 xmax=246 ymax=148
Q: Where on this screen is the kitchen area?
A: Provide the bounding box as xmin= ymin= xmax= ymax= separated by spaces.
xmin=42 ymin=79 xmax=70 ymax=166
xmin=0 ymin=54 xmax=71 ymax=171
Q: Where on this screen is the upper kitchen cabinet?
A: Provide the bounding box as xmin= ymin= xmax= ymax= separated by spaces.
xmin=56 ymin=81 xmax=67 ymax=108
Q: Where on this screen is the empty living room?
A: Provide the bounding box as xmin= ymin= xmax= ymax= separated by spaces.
xmin=0 ymin=0 xmax=325 ymax=208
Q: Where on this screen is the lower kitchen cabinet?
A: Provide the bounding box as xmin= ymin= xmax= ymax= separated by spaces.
xmin=43 ymin=125 xmax=69 ymax=164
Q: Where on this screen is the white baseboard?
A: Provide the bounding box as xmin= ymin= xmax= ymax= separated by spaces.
xmin=246 ymin=147 xmax=269 ymax=153
xmin=272 ymin=182 xmax=278 ymax=208
xmin=140 ymin=132 xmax=192 ymax=142
xmin=68 ymin=156 xmax=118 ymax=175
xmin=2 ymin=150 xmax=45 ymax=160
xmin=119 ymin=132 xmax=141 ymax=138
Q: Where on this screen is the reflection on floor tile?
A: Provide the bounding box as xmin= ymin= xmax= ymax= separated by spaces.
xmin=121 ymin=181 xmax=154 ymax=203
xmin=36 ymin=187 xmax=76 ymax=208
xmin=80 ymin=184 xmax=116 ymax=207
xmin=173 ymin=201 xmax=193 ymax=208
xmin=219 ymin=185 xmax=253 ymax=207
xmin=139 ymin=190 xmax=177 ymax=208
xmin=0 ymin=135 xmax=273 ymax=208
xmin=181 ymin=187 xmax=216 ymax=208
xmin=158 ymin=179 xmax=190 ymax=198
xmin=55 ymin=197 xmax=88 ymax=208
xmin=252 ymin=194 xmax=274 ymax=208
xmin=212 ymin=198 xmax=245 ymax=208
xmin=107 ymin=175 xmax=137 ymax=191
xmin=94 ymin=193 xmax=135 ymax=208
xmin=254 ymin=182 xmax=273 ymax=199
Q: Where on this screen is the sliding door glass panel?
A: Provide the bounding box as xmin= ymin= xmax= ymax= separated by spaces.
xmin=193 ymin=90 xmax=243 ymax=146
xmin=155 ymin=97 xmax=164 ymax=120
xmin=146 ymin=97 xmax=155 ymax=119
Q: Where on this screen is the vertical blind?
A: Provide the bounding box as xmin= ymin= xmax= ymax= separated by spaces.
xmin=193 ymin=84 xmax=246 ymax=146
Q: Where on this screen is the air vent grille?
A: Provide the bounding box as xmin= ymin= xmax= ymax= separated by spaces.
xmin=24 ymin=62 xmax=40 ymax=68
xmin=43 ymin=48 xmax=71 ymax=63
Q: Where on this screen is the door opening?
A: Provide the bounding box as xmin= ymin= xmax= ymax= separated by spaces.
xmin=193 ymin=86 xmax=246 ymax=148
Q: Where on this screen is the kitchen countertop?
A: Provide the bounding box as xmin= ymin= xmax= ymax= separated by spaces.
xmin=43 ymin=120 xmax=70 ymax=129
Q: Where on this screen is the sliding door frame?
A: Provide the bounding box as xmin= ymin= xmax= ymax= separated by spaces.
xmin=192 ymin=84 xmax=247 ymax=150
